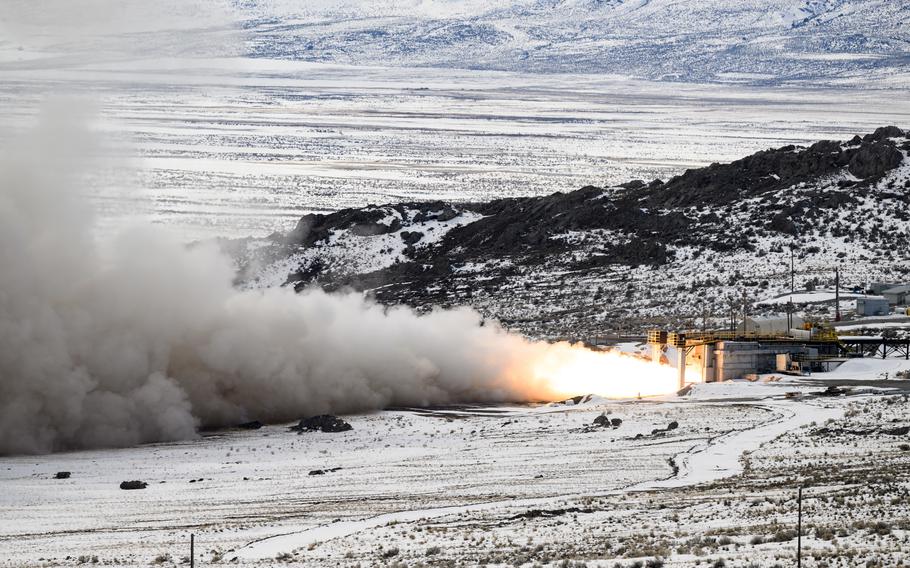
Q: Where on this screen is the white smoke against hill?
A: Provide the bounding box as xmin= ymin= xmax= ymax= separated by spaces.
xmin=0 ymin=107 xmax=681 ymax=455
xmin=0 ymin=0 xmax=683 ymax=455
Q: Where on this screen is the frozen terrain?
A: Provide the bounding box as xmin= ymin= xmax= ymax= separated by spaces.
xmin=2 ymin=3 xmax=910 ymax=565
xmin=2 ymin=359 xmax=910 ymax=567
xmin=1 ymin=59 xmax=907 ymax=242
xmin=239 ymin=0 xmax=910 ymax=84
xmin=1 ymin=1 xmax=909 ymax=241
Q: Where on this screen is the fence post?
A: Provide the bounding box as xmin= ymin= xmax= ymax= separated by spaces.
xmin=796 ymin=487 xmax=802 ymax=568
xmin=190 ymin=534 xmax=194 ymax=568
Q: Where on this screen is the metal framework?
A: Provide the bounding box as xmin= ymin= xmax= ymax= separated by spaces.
xmin=838 ymin=338 xmax=910 ymax=359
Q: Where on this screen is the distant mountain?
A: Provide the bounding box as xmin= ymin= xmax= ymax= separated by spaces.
xmin=236 ymin=0 xmax=910 ymax=84
xmin=228 ymin=126 xmax=910 ymax=338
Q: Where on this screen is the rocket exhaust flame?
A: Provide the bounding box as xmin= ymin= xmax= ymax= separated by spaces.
xmin=0 ymin=111 xmax=683 ymax=456
xmin=526 ymin=347 xmax=683 ymax=400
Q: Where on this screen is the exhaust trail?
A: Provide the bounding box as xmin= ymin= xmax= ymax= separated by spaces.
xmin=0 ymin=109 xmax=680 ymax=456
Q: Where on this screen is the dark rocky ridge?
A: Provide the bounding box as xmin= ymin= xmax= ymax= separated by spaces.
xmin=232 ymin=127 xmax=910 ymax=338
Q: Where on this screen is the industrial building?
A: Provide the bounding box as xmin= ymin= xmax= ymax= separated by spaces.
xmin=648 ymin=330 xmax=910 ymax=385
xmin=882 ymin=285 xmax=910 ymax=306
xmin=737 ymin=315 xmax=804 ymax=334
xmin=868 ymin=282 xmax=910 ymax=304
xmin=856 ymin=296 xmax=890 ymax=316
xmin=683 ymin=338 xmax=840 ymax=382
xmin=869 ymin=282 xmax=897 ymax=294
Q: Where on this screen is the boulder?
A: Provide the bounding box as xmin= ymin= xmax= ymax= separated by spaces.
xmin=238 ymin=420 xmax=263 ymax=430
xmin=592 ymin=413 xmax=610 ymax=428
xmin=808 ymin=139 xmax=841 ymax=154
xmin=400 ymin=231 xmax=423 ymax=245
xmin=437 ymin=207 xmax=458 ymax=222
xmin=619 ymin=179 xmax=646 ymax=190
xmin=119 ymin=480 xmax=148 ymax=490
xmin=863 ymin=125 xmax=905 ymax=142
xmin=610 ymin=418 xmax=622 ymax=428
xmin=847 ymin=142 xmax=903 ymax=179
xmin=819 ymin=385 xmax=849 ymax=397
xmin=291 ymin=415 xmax=353 ymax=433
xmin=55 ymin=471 xmax=71 ymax=479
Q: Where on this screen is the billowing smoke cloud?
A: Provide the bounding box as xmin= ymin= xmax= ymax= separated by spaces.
xmin=0 ymin=109 xmax=607 ymax=455
xmin=0 ymin=2 xmax=683 ymax=456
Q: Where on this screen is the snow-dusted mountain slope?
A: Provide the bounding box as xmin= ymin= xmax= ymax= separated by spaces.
xmin=2 ymin=2 xmax=908 ymax=242
xmin=4 ymin=1 xmax=905 ymax=84
xmin=231 ymin=126 xmax=910 ymax=339
xmin=238 ymin=0 xmax=910 ymax=84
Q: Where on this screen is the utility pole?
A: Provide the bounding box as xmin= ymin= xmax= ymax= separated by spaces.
xmin=787 ymin=299 xmax=793 ymax=333
xmin=835 ymin=266 xmax=841 ymax=322
xmin=789 ymin=248 xmax=796 ymax=331
xmin=796 ymin=487 xmax=803 ymax=568
xmin=190 ymin=534 xmax=195 ymax=568
xmin=742 ymin=289 xmax=748 ymax=334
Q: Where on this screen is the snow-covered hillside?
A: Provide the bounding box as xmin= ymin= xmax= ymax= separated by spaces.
xmin=232 ymin=126 xmax=910 ymax=339
xmin=4 ymin=1 xmax=906 ymax=85
xmin=238 ymin=0 xmax=910 ymax=84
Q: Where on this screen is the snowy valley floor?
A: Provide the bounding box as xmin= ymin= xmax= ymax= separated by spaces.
xmin=2 ymin=361 xmax=910 ymax=567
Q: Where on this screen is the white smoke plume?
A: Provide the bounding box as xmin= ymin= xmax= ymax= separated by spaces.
xmin=0 ymin=3 xmax=683 ymax=456
xmin=0 ymin=109 xmax=601 ymax=455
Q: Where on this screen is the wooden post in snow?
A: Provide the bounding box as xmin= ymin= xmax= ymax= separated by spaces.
xmin=796 ymin=487 xmax=802 ymax=568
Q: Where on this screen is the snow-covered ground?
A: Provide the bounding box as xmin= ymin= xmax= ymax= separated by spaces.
xmin=758 ymin=289 xmax=867 ymax=306
xmin=2 ymin=3 xmax=909 ymax=565
xmin=3 ymin=356 xmax=909 ymax=567
xmin=2 ymin=1 xmax=908 ymax=243
xmin=0 ymin=62 xmax=907 ymax=243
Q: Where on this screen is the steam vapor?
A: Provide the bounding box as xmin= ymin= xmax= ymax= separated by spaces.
xmin=0 ymin=111 xmax=597 ymax=456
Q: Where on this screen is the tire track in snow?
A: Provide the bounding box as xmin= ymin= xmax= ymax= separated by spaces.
xmin=236 ymin=398 xmax=842 ymax=560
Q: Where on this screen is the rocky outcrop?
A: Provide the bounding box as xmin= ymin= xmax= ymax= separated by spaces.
xmin=649 ymin=126 xmax=905 ymax=208
xmin=286 ymin=201 xmax=462 ymax=247
xmin=848 ymin=142 xmax=904 ymax=179
xmin=232 ymin=127 xmax=909 ymax=338
xmin=289 ymin=209 xmax=401 ymax=246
